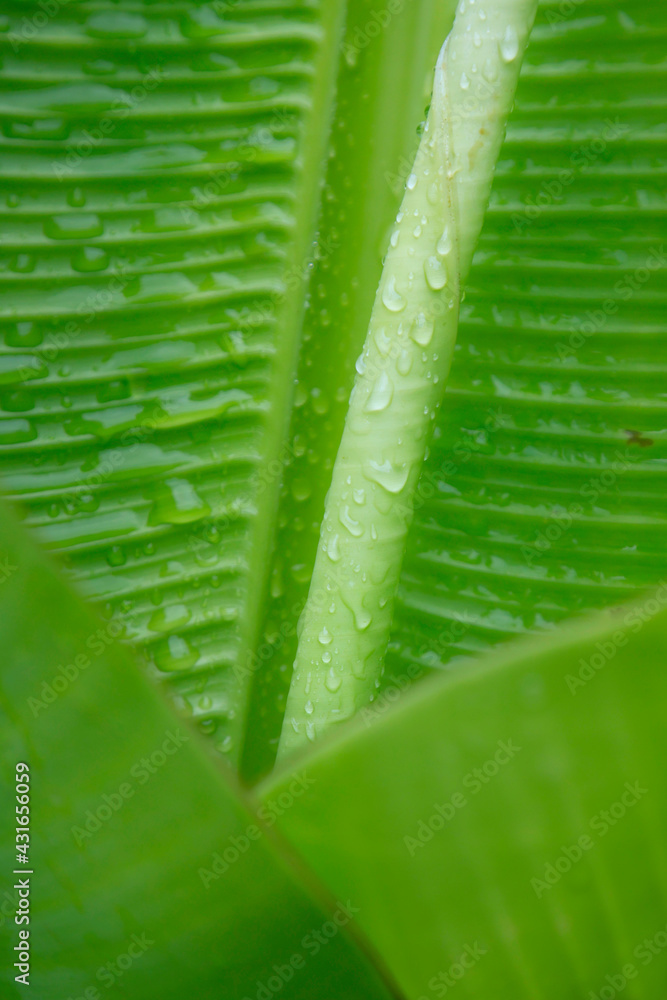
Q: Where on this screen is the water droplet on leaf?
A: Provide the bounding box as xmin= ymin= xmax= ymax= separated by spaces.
xmin=318 ymin=627 xmax=332 ymax=645
xmin=424 ymin=255 xmax=447 ymax=290
xmin=382 ymin=275 xmax=406 ymax=313
xmin=327 ymin=533 xmax=341 ymax=562
xmin=365 ymin=370 xmax=394 ymax=412
xmin=397 ymin=348 xmax=413 ymax=376
xmin=339 ymin=505 xmax=364 ymax=537
xmin=365 ymin=459 xmax=410 ymax=493
xmin=500 ymin=24 xmax=519 ymax=62
xmin=325 ymin=668 xmax=341 ymax=692
xmin=437 ymin=226 xmax=452 ymax=257
xmin=410 ymin=312 xmax=435 ymax=347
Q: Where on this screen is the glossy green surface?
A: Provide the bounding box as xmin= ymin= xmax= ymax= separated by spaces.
xmin=2 ymin=5 xmax=667 ymax=1000
xmin=0 ymin=504 xmax=401 ymax=1000
xmin=1 ymin=0 xmax=666 ymax=780
xmin=388 ymin=0 xmax=667 ymax=683
xmin=243 ymin=0 xmax=457 ymax=778
xmin=278 ymin=0 xmax=537 ymax=759
xmin=248 ymin=0 xmax=667 ymax=770
xmin=263 ymin=592 xmax=667 ymax=997
xmin=0 ymin=0 xmax=346 ymax=767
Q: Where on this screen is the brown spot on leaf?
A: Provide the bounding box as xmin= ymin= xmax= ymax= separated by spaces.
xmin=624 ymin=429 xmax=653 ymax=448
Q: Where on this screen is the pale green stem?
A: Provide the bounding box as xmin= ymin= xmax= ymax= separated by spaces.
xmin=278 ymin=0 xmax=538 ymax=759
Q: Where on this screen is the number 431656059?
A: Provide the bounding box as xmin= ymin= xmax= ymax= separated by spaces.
xmin=15 ymin=763 xmax=30 ymax=865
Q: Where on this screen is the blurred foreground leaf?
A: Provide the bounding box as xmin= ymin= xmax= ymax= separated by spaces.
xmin=0 ymin=505 xmax=400 ymax=1000
xmin=263 ymin=588 xmax=667 ymax=998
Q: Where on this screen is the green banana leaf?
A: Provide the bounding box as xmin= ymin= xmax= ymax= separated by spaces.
xmin=3 ymin=492 xmax=667 ymax=998
xmin=263 ymin=587 xmax=667 ymax=998
xmin=1 ymin=0 xmax=667 ymax=997
xmin=242 ymin=0 xmax=456 ymax=780
xmin=0 ymin=0 xmax=353 ymax=771
xmin=5 ymin=0 xmax=664 ymax=779
xmin=0 ymin=505 xmax=401 ymax=1000
xmin=387 ymin=0 xmax=667 ymax=691
xmin=0 ymin=0 xmax=458 ymax=776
